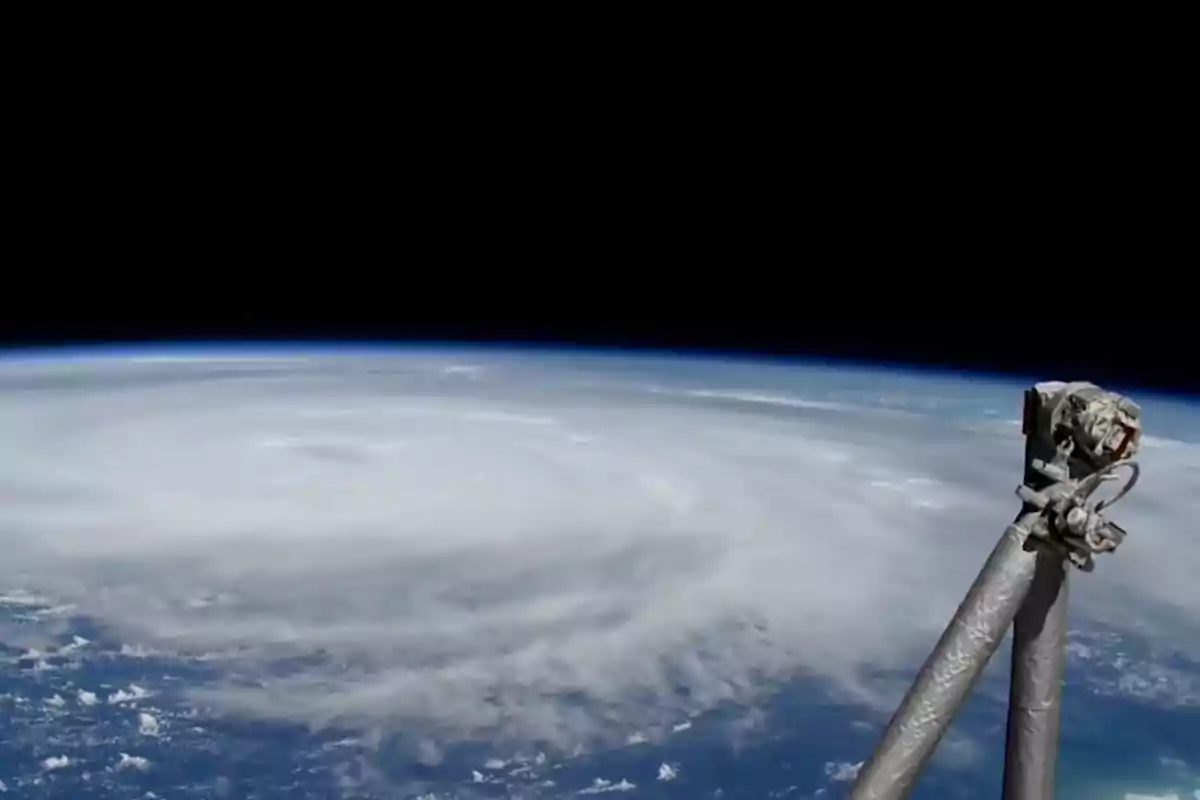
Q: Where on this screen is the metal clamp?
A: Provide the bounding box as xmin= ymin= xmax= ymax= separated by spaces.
xmin=1013 ymin=458 xmax=1139 ymax=572
xmin=1014 ymin=380 xmax=1142 ymax=572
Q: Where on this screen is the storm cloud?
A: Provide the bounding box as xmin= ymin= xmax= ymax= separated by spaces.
xmin=1 ymin=350 xmax=1196 ymax=752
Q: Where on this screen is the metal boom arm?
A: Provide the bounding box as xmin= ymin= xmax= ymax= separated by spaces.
xmin=849 ymin=512 xmax=1044 ymax=798
xmin=850 ymin=381 xmax=1143 ymax=800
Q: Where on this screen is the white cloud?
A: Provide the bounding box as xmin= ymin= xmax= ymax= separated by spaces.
xmin=59 ymin=635 xmax=89 ymax=654
xmin=117 ymin=753 xmax=150 ymax=770
xmin=41 ymin=755 xmax=69 ymax=771
xmin=0 ymin=353 xmax=1196 ymax=755
xmin=138 ymin=712 xmax=160 ymax=736
xmin=441 ymin=365 xmax=484 ymax=377
xmin=824 ymin=761 xmax=863 ymax=782
xmin=657 ymin=763 xmax=677 ymax=781
xmin=580 ymin=778 xmax=636 ymax=794
xmin=0 ymin=590 xmax=50 ymax=607
xmin=78 ymin=690 xmax=98 ymax=706
xmin=108 ymin=685 xmax=150 ymax=705
xmin=683 ymin=389 xmax=861 ymax=413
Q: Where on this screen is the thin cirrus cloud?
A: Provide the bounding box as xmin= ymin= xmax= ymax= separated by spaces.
xmin=0 ymin=351 xmax=1196 ymax=751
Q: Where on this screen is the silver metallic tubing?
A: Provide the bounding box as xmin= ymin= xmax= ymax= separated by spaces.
xmin=1002 ymin=547 xmax=1070 ymax=800
xmin=850 ymin=512 xmax=1043 ymax=800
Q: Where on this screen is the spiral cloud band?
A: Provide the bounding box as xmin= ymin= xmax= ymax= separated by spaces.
xmin=1 ymin=350 xmax=1197 ymax=754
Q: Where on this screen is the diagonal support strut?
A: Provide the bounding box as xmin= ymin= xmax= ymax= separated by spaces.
xmin=849 ymin=381 xmax=1142 ymax=800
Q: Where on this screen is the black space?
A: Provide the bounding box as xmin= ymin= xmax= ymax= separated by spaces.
xmin=12 ymin=17 xmax=1197 ymax=397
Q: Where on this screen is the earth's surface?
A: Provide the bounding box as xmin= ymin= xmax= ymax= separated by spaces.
xmin=0 ymin=346 xmax=1197 ymax=800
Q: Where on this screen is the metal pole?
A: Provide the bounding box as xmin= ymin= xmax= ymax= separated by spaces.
xmin=851 ymin=381 xmax=1142 ymax=800
xmin=849 ymin=511 xmax=1042 ymax=800
xmin=1002 ymin=547 xmax=1069 ymax=800
xmin=1002 ymin=401 xmax=1073 ymax=800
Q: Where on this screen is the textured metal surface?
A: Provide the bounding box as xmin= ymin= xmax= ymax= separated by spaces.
xmin=1003 ymin=548 xmax=1069 ymax=800
xmin=850 ymin=382 xmax=1142 ymax=799
xmin=849 ymin=513 xmax=1042 ymax=800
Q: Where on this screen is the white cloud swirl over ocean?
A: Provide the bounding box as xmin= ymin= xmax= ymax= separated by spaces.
xmin=1 ymin=349 xmax=1197 ymax=754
